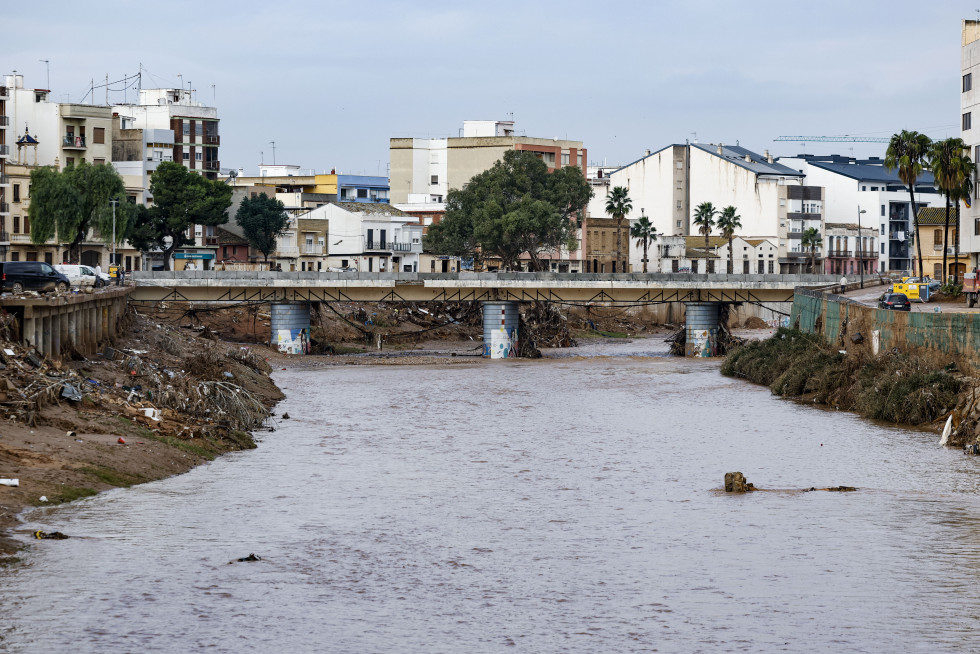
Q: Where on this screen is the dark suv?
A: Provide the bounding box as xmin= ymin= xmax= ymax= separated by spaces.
xmin=878 ymin=292 xmax=911 ymax=311
xmin=0 ymin=261 xmax=71 ymax=294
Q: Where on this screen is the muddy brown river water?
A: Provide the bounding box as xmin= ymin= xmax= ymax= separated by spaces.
xmin=4 ymin=337 xmax=980 ymax=652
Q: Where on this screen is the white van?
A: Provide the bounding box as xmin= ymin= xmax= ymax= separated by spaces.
xmin=55 ymin=264 xmax=107 ymax=288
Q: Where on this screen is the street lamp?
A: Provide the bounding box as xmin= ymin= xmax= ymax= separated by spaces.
xmin=858 ymin=207 xmax=867 ymax=289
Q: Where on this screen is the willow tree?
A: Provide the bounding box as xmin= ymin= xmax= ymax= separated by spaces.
xmin=885 ymin=130 xmax=932 ymax=276
xmin=27 ymin=161 xmax=132 ymax=263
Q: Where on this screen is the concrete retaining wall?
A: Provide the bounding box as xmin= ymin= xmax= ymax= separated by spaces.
xmin=0 ymin=287 xmax=132 ymax=359
xmin=791 ymin=290 xmax=980 ymax=369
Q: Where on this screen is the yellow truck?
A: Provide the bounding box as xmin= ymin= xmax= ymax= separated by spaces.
xmin=892 ymin=280 xmax=930 ymax=302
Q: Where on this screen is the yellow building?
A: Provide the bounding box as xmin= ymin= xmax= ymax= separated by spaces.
xmin=916 ymin=206 xmax=964 ymax=281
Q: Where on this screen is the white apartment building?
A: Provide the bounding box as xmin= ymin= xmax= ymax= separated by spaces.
xmin=112 ymin=88 xmax=220 ymax=181
xmin=300 ymin=202 xmax=423 ymax=273
xmin=777 ymin=155 xmax=941 ymax=274
xmin=961 ymin=19 xmax=980 ymax=269
xmin=611 ymin=143 xmax=822 ymax=273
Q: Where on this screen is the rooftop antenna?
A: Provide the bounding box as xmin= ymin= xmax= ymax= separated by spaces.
xmin=269 ymin=141 xmax=276 ymax=165
xmin=690 ymin=131 xmax=697 ymax=143
xmin=39 ymin=59 xmax=49 ymax=90
xmin=211 ymin=84 xmax=215 ymax=105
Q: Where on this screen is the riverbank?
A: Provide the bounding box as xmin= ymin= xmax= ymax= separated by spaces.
xmin=0 ymin=310 xmax=285 ymax=557
xmin=721 ymin=327 xmax=965 ymax=433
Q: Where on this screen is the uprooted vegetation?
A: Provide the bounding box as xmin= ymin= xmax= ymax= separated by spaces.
xmin=721 ymin=327 xmax=962 ymax=426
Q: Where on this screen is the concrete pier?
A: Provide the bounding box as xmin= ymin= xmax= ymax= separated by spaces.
xmin=0 ymin=287 xmax=131 ymax=359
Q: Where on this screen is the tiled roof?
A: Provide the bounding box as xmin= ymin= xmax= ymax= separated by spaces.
xmin=916 ymin=206 xmax=959 ymax=226
xmin=331 ymin=201 xmax=408 ymax=216
xmin=216 ymin=226 xmax=249 ymax=245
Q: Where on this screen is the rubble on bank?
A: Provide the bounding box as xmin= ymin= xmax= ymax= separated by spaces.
xmin=0 ymin=305 xmax=284 ymax=557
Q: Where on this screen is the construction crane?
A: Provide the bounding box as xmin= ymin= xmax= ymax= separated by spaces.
xmin=774 ymin=135 xmax=890 ymax=144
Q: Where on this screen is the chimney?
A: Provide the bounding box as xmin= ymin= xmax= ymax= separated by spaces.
xmin=764 ymin=149 xmax=773 ymax=164
xmin=717 ymin=143 xmax=724 ymax=155
xmin=745 ymin=154 xmax=752 ymax=163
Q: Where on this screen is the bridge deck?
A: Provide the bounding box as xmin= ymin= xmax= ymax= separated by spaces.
xmin=130 ymin=272 xmax=837 ymax=304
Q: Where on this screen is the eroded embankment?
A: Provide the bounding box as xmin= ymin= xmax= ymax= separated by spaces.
xmin=0 ymin=308 xmax=285 ymax=558
xmin=721 ymin=328 xmax=963 ymax=428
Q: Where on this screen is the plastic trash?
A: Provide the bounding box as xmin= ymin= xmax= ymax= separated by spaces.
xmin=142 ymin=408 xmax=161 ymax=422
xmin=61 ymin=382 xmax=83 ymax=402
xmin=223 ymin=371 xmax=234 ymax=379
xmin=117 ymin=437 xmax=126 ymax=444
xmin=0 ymin=478 xmax=19 ymax=487
xmin=39 ymin=496 xmax=48 ymax=502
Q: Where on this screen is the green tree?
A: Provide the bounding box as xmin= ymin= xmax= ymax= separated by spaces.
xmin=929 ymin=138 xmax=975 ymax=282
xmin=126 ymin=162 xmax=232 ymax=270
xmin=425 ymin=150 xmax=592 ymax=271
xmin=716 ymin=205 xmax=742 ymax=274
xmin=629 ymin=215 xmax=657 ymax=273
xmin=801 ymin=227 xmax=822 ymax=273
xmin=235 ymin=193 xmax=289 ymax=262
xmin=605 ymin=186 xmax=632 ymax=272
xmin=692 ymin=201 xmax=717 ymax=253
xmin=885 ymin=130 xmax=932 ymax=277
xmin=27 ymin=161 xmax=132 ymax=263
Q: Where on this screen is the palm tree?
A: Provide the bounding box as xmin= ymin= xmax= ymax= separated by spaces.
xmin=605 ymin=186 xmax=632 ymax=273
xmin=630 ymin=214 xmax=658 ymax=273
xmin=692 ymin=202 xmax=717 ymax=255
xmin=929 ymin=137 xmax=975 ymax=283
xmin=801 ymin=227 xmax=822 ymax=273
xmin=885 ymin=130 xmax=932 ymax=277
xmin=716 ymin=205 xmax=742 ymax=274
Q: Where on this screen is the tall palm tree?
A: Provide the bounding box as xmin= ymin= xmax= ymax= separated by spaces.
xmin=716 ymin=205 xmax=742 ymax=274
xmin=692 ymin=201 xmax=717 ymax=254
xmin=629 ymin=214 xmax=658 ymax=273
xmin=929 ymin=137 xmax=975 ymax=283
xmin=605 ymin=186 xmax=632 ymax=273
xmin=801 ymin=227 xmax=822 ymax=273
xmin=885 ymin=130 xmax=932 ymax=277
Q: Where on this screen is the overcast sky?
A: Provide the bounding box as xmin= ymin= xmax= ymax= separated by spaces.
xmin=5 ymin=1 xmax=972 ymax=176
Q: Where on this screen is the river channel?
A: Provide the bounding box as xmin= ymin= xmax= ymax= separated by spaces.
xmin=4 ymin=337 xmax=980 ymax=652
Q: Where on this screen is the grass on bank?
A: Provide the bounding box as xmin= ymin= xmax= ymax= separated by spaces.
xmin=721 ymin=327 xmax=961 ymax=425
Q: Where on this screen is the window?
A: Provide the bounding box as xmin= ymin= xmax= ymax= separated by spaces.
xmin=13 ymin=216 xmax=20 ymax=233
xmin=93 ymin=158 xmax=105 ymax=165
xmin=10 ymin=252 xmax=18 ymax=261
xmin=676 ymin=201 xmax=682 ymax=209
xmin=862 ymin=186 xmax=867 ymax=191
xmin=881 ymin=205 xmax=885 ymax=216
xmin=183 ymin=152 xmax=190 ymax=160
xmin=13 ymin=184 xmax=19 ymax=203
xmin=357 ymin=188 xmax=368 ymax=198
xmin=880 ymin=225 xmax=885 ymax=235
xmin=964 ymin=112 xmax=972 ymax=131
xmin=24 ymin=216 xmax=29 ymax=234
xmin=223 ymin=246 xmax=228 ymax=259
xmin=934 ymin=229 xmax=942 ymax=246
xmin=66 ymin=157 xmax=74 ymax=166
xmin=561 ymin=153 xmax=570 ymax=166
xmin=676 ymin=161 xmax=683 ymax=169
xmin=195 ymin=152 xmax=202 ymax=161
xmin=965 ymin=73 xmax=973 ymax=92
xmin=93 ymin=127 xmax=105 ymax=144
xmin=430 ymin=175 xmax=438 ymax=185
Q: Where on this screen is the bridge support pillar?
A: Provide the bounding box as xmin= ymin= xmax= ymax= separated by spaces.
xmin=270 ymin=303 xmax=311 ymax=355
xmin=685 ymin=302 xmax=720 ymax=357
xmin=482 ymin=301 xmax=520 ymax=358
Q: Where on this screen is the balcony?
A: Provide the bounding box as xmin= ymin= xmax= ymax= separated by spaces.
xmin=391 ymin=242 xmax=414 ymax=252
xmin=205 ymin=135 xmax=220 ymax=145
xmin=275 ymin=246 xmax=300 ymax=257
xmin=0 ymin=145 xmax=8 ymax=157
xmin=204 ymin=236 xmax=219 ymax=246
xmin=364 ymin=241 xmax=389 ymax=252
xmin=787 ymin=212 xmax=822 ymax=221
xmin=0 ymin=116 xmax=9 ymax=127
xmin=0 ymin=230 xmax=8 ymax=243
xmin=11 ymin=233 xmax=31 ymax=243
xmin=0 ymin=201 xmax=8 ymax=214
xmin=63 ymin=135 xmax=86 ymax=149
xmin=0 ymin=173 xmax=9 ymax=186
xmin=302 ymin=244 xmax=325 ymax=255
xmin=0 ymin=86 xmax=8 ymax=100
xmin=202 ymin=159 xmax=220 ymax=171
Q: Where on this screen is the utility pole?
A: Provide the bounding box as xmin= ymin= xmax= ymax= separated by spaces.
xmin=109 ymin=198 xmax=119 ymax=268
xmin=269 ymin=141 xmax=276 ymax=165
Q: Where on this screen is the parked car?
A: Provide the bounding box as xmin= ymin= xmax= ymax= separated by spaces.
xmin=0 ymin=261 xmax=71 ymax=294
xmin=878 ymin=292 xmax=912 ymax=311
xmin=905 ymin=277 xmax=942 ymax=293
xmin=55 ymin=264 xmax=107 ymax=288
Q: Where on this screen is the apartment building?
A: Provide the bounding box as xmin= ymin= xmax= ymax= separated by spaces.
xmin=961 ymin=19 xmax=980 ymax=270
xmin=612 ymin=143 xmax=822 ymax=273
xmin=113 ymin=88 xmax=219 ymax=181
xmin=778 ymin=154 xmax=940 ymax=275
xmin=297 ymin=202 xmax=422 ymax=272
xmin=228 ymin=166 xmax=389 ymax=211
xmin=0 ymin=80 xmax=8 ymax=261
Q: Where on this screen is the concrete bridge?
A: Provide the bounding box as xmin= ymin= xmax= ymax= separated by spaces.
xmin=130 ymin=271 xmax=837 ymax=305
xmin=129 ymin=271 xmax=837 ymax=358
